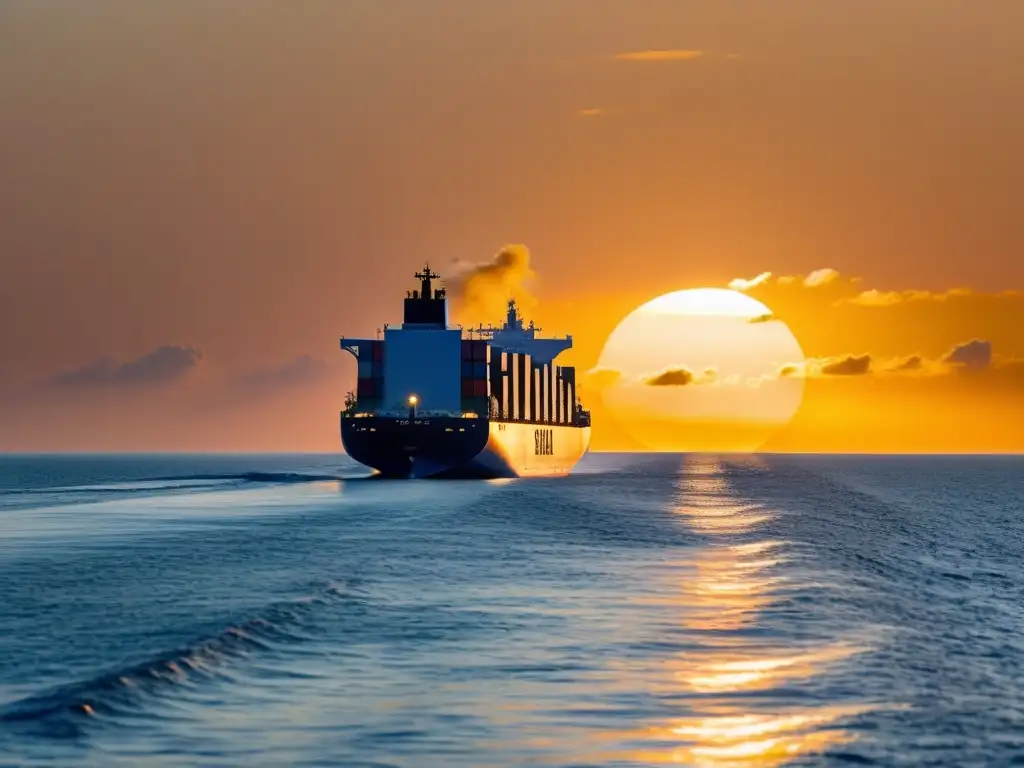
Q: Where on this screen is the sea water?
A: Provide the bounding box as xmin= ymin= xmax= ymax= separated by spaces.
xmin=1 ymin=453 xmax=1022 ymax=766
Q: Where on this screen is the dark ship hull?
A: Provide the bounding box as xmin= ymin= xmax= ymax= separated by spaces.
xmin=342 ymin=415 xmax=590 ymax=478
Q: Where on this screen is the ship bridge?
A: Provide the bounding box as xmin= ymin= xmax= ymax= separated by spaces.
xmin=340 ymin=264 xmax=463 ymax=416
xmin=471 ymin=299 xmax=572 ymax=364
xmin=400 ymin=265 xmax=449 ymax=328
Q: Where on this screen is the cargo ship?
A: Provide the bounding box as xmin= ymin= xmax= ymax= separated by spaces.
xmin=339 ymin=265 xmax=591 ymax=478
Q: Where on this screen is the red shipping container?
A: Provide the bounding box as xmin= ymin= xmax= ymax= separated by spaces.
xmin=473 ymin=379 xmax=488 ymax=397
xmin=372 ymin=342 xmax=383 ymax=361
xmin=461 ymin=379 xmax=473 ymax=397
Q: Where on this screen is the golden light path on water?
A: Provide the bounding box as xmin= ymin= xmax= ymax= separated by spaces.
xmin=604 ymin=457 xmax=877 ymax=766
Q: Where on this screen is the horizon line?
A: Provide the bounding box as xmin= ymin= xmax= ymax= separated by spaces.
xmin=2 ymin=450 xmax=1021 ymax=458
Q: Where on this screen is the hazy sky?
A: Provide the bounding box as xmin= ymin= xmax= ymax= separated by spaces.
xmin=1 ymin=1 xmax=1022 ymax=451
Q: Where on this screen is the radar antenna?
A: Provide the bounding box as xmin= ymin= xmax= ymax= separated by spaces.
xmin=415 ymin=264 xmax=441 ymax=300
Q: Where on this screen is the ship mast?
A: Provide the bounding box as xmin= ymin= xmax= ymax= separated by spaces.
xmin=505 ymin=299 xmax=520 ymax=330
xmin=415 ymin=264 xmax=442 ymax=299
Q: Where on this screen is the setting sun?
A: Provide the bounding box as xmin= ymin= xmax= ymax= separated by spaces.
xmin=593 ymin=288 xmax=806 ymax=452
xmin=639 ymin=288 xmax=772 ymax=318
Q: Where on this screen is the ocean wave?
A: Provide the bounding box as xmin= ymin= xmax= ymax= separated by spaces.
xmin=147 ymin=471 xmax=351 ymax=485
xmin=0 ymin=471 xmax=365 ymax=513
xmin=0 ymin=581 xmax=361 ymax=740
xmin=0 ymin=479 xmax=228 ymax=497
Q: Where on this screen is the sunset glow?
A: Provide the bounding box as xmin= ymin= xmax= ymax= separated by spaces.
xmin=593 ymin=289 xmax=806 ymax=452
xmin=609 ymin=458 xmax=884 ymax=766
xmin=639 ymin=289 xmax=771 ymax=318
xmin=0 ymin=2 xmax=1021 ymax=453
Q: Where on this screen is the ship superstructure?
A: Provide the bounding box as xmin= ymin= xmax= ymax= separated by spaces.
xmin=339 ymin=265 xmax=591 ymax=478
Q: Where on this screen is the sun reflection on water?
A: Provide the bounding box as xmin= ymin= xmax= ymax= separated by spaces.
xmin=622 ymin=457 xmax=876 ymax=766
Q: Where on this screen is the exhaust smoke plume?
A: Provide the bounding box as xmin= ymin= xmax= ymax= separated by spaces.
xmin=450 ymin=244 xmax=537 ymax=323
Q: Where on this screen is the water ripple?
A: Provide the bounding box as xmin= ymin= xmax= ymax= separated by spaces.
xmin=0 ymin=452 xmax=1022 ymax=765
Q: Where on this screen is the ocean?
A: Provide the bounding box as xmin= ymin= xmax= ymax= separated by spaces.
xmin=1 ymin=453 xmax=1022 ymax=767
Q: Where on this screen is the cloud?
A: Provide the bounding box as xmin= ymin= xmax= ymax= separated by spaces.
xmin=48 ymin=345 xmax=202 ymax=389
xmin=778 ymin=363 xmax=804 ymax=379
xmin=881 ymin=350 xmax=974 ymax=377
xmin=944 ymin=339 xmax=992 ymax=371
xmin=777 ymin=355 xmax=872 ymax=378
xmin=728 ymin=272 xmax=772 ymax=291
xmin=776 ymin=340 xmax=997 ymax=382
xmin=576 ymin=107 xmax=606 ymax=118
xmin=450 ymin=244 xmax=536 ymax=322
xmin=615 ymin=50 xmax=704 ymax=62
xmin=236 ymin=355 xmax=331 ymax=393
xmin=644 ymin=367 xmax=695 ymax=386
xmin=890 ymin=355 xmax=924 ymax=372
xmin=729 ymin=268 xmax=845 ymax=291
xmin=844 ymin=290 xmax=912 ymax=307
xmin=821 ymin=354 xmax=872 ymax=376
xmin=748 ymin=312 xmax=776 ymax=324
xmin=803 ymin=268 xmax=841 ymax=288
xmin=641 ymin=366 xmax=717 ymax=387
xmin=842 ymin=288 xmax=974 ymax=307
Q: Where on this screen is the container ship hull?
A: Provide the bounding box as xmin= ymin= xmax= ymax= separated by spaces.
xmin=342 ymin=416 xmax=590 ymax=478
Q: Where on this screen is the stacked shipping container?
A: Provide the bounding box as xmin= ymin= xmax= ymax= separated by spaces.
xmin=460 ymin=339 xmax=490 ymax=402
xmin=488 ymin=349 xmax=578 ymax=425
xmin=355 ymin=340 xmax=384 ymax=403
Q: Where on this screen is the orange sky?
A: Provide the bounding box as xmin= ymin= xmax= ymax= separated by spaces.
xmin=1 ymin=1 xmax=1021 ymax=452
xmin=561 ymin=274 xmax=1024 ymax=453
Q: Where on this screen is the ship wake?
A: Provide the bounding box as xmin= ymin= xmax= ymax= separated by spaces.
xmin=0 ymin=581 xmax=365 ymax=741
